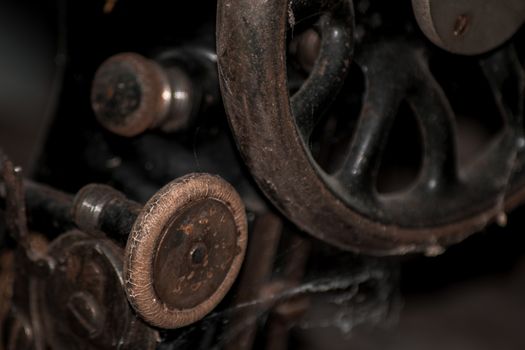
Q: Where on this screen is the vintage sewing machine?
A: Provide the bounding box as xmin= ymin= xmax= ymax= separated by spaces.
xmin=0 ymin=0 xmax=524 ymax=349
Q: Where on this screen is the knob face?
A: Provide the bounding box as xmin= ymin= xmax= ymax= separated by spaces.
xmin=153 ymin=199 xmax=239 ymax=310
xmin=124 ymin=174 xmax=247 ymax=329
xmin=91 ymin=53 xmax=170 ymax=137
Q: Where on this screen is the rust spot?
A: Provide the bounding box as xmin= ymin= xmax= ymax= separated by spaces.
xmin=103 ymin=0 xmax=118 ymax=14
xmin=179 ymin=224 xmax=193 ymax=235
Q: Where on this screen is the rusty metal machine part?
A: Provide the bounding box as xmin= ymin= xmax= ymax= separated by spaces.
xmin=412 ymin=0 xmax=525 ymax=55
xmin=91 ymin=52 xmax=195 ymax=136
xmin=72 ymin=174 xmax=248 ymax=328
xmin=37 ymin=231 xmax=157 ymax=350
xmin=3 ymin=234 xmax=49 ymax=350
xmin=1 ymin=159 xmax=47 ymax=350
xmin=1 ymin=157 xmax=248 ymax=329
xmin=1 ymin=160 xmax=156 ymax=349
xmin=217 ymin=0 xmax=525 ymax=254
xmin=72 ymin=184 xmax=141 ymax=238
xmin=124 ymin=173 xmax=247 ymax=329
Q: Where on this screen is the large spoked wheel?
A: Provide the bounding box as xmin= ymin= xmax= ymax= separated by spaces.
xmin=217 ymin=0 xmax=525 ymax=255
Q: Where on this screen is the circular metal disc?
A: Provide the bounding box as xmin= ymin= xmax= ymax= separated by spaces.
xmin=39 ymin=231 xmax=157 ymax=350
xmin=124 ymin=173 xmax=247 ymax=329
xmin=412 ymin=0 xmax=525 ymax=55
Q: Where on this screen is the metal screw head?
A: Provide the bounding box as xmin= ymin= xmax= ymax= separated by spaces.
xmin=453 ymin=14 xmax=470 ymax=37
xmin=91 ymin=53 xmax=171 ymax=137
xmin=66 ymin=291 xmax=104 ymax=338
xmin=124 ymin=173 xmax=248 ymax=329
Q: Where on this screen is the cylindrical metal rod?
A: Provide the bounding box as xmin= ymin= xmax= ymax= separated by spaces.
xmin=1 ymin=180 xmax=142 ymax=239
xmin=0 ymin=180 xmax=73 ymax=234
xmin=71 ymin=184 xmax=141 ymax=238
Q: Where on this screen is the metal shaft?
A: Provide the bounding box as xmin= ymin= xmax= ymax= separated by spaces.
xmin=1 ymin=179 xmax=141 ymax=239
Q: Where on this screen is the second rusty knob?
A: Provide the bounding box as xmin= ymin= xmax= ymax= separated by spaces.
xmin=91 ymin=52 xmax=197 ymax=137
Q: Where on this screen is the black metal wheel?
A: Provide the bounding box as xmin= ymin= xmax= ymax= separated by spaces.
xmin=217 ymin=0 xmax=525 ymax=254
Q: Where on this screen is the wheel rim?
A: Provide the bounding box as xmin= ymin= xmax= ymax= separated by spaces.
xmin=217 ymin=0 xmax=525 ymax=254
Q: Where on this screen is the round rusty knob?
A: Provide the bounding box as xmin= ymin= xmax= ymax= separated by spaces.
xmin=124 ymin=173 xmax=247 ymax=329
xmin=91 ymin=52 xmax=194 ymax=137
xmin=39 ymin=231 xmax=157 ymax=350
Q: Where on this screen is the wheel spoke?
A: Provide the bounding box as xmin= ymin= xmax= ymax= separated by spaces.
xmin=480 ymin=45 xmax=525 ymax=129
xmin=335 ymin=44 xmax=408 ymax=190
xmin=408 ymin=56 xmax=458 ymax=191
xmin=291 ymin=0 xmax=354 ymax=139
